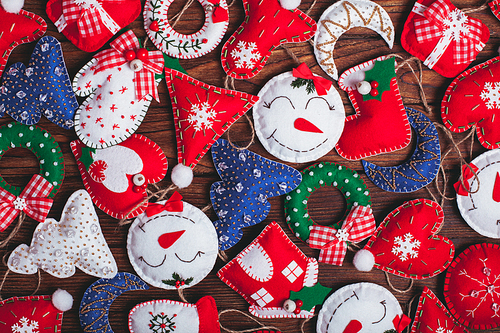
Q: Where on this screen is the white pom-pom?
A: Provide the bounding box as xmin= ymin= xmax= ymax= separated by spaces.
xmin=171 ymin=164 xmax=193 ymax=189
xmin=52 ymin=289 xmax=73 ymax=312
xmin=353 ymin=249 xmax=375 ymax=272
xmin=279 ymin=0 xmax=300 ymax=10
xmin=1 ymin=0 xmax=24 ymax=13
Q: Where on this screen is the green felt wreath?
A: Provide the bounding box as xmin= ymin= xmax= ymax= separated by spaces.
xmin=284 ymin=162 xmax=371 ymax=242
xmin=0 ymin=122 xmax=64 ymax=198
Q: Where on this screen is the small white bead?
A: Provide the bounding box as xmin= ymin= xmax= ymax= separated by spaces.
xmin=132 ymin=174 xmax=145 ymax=186
xmin=356 ymin=81 xmax=371 ymax=95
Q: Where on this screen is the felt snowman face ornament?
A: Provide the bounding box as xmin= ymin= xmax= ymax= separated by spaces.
xmin=317 ymin=282 xmax=411 ymax=333
xmin=456 ymin=149 xmax=500 ymax=238
xmin=253 ymin=64 xmax=345 ymax=163
xmin=127 ymin=192 xmax=218 ymax=290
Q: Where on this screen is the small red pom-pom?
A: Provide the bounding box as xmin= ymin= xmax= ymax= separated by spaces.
xmin=124 ymin=50 xmax=136 ymax=61
xmin=136 ymin=48 xmax=149 ymax=61
xmin=371 ymin=81 xmax=379 ymax=88
xmin=295 ymin=300 xmax=303 ymax=307
xmin=293 ymin=307 xmax=301 ymax=314
xmin=370 ymin=89 xmax=379 ymax=97
xmin=150 ymin=21 xmax=160 ymax=32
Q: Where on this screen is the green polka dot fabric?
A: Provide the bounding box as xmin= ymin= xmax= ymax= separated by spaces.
xmin=0 ymin=122 xmax=64 ymax=198
xmin=284 ymin=162 xmax=371 ymax=242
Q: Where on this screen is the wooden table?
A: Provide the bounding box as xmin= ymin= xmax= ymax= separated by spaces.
xmin=2 ymin=0 xmax=500 ymax=332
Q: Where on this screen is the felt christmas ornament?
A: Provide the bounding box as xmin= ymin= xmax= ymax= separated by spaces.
xmin=128 ymin=296 xmax=220 ymax=333
xmin=317 ymin=282 xmax=410 ymax=333
xmin=0 ymin=122 xmax=64 ymax=199
xmin=490 ymin=0 xmax=500 ymax=21
xmin=144 ymin=0 xmax=229 ymax=59
xmin=253 ymin=64 xmax=345 ymax=163
xmin=164 ymin=68 xmax=259 ymax=188
xmin=363 ymin=107 xmax=441 ymax=193
xmin=210 ymin=139 xmax=302 ymax=250
xmin=218 ymin=221 xmax=329 ymax=319
xmin=72 ymin=30 xmax=164 ymax=149
xmin=0 ymin=1 xmax=46 ymax=79
xmin=220 ymin=0 xmax=316 ymax=79
xmin=336 ymin=56 xmax=411 ymax=160
xmin=401 ymin=0 xmax=489 ymax=78
xmin=7 ymin=189 xmax=118 ymax=279
xmin=127 ymin=192 xmax=218 ymax=290
xmin=0 ymin=36 xmax=78 ymax=129
xmin=455 ymin=150 xmax=500 ymax=238
xmin=80 ymin=272 xmax=149 ymax=333
xmin=284 ymin=162 xmax=372 ymax=266
xmin=46 ymin=0 xmax=141 ymax=52
xmin=411 ymin=287 xmax=469 ymax=333
xmin=0 ymin=289 xmax=72 ymax=333
xmin=314 ymin=0 xmax=395 ymax=80
xmin=441 ymin=56 xmax=500 ymax=150
xmin=443 ymin=243 xmax=500 ymax=330
xmin=70 ymin=134 xmax=168 ymax=219
xmin=353 ymin=198 xmax=454 ymax=280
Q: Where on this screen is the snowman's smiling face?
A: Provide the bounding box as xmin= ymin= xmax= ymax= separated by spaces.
xmin=317 ymin=283 xmax=403 ymax=333
xmin=253 ymin=71 xmax=345 ymax=163
xmin=127 ymin=200 xmax=218 ymax=289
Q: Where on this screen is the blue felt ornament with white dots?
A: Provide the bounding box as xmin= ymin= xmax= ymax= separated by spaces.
xmin=210 ymin=139 xmax=302 ymax=250
xmin=0 ymin=36 xmax=78 ymax=129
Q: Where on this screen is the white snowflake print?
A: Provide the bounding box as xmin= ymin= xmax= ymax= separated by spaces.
xmin=188 ymin=102 xmax=216 ymax=131
xmin=231 ymin=41 xmax=261 ymax=69
xmin=391 ymin=232 xmax=420 ymax=261
xmin=443 ymin=9 xmax=469 ymax=41
xmin=435 ymin=327 xmax=453 ymax=333
xmin=459 ymin=258 xmax=500 ymax=319
xmin=12 ymin=317 xmax=39 ymax=333
xmin=480 ymin=82 xmax=500 ymax=109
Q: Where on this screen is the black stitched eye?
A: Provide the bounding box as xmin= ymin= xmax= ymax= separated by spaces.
xmin=263 ymin=96 xmax=295 ymax=109
xmin=305 ymin=96 xmax=335 ymax=110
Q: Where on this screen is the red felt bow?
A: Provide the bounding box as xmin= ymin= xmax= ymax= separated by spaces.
xmin=206 ymin=0 xmax=229 ymax=23
xmin=61 ymin=0 xmax=122 ymax=38
xmin=308 ymin=205 xmax=375 ymax=266
xmin=414 ymin=0 xmax=485 ymax=65
xmin=292 ymin=63 xmax=332 ymax=96
xmin=454 ymin=163 xmax=479 ymax=196
xmin=0 ymin=175 xmax=53 ymax=232
xmin=392 ymin=314 xmax=411 ymax=333
xmin=93 ymin=30 xmax=164 ymax=102
xmin=146 ymin=191 xmax=184 ymax=217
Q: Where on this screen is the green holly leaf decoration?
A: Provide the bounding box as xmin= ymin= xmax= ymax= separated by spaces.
xmin=162 ymin=272 xmax=194 ymax=287
xmin=289 ymin=282 xmax=332 ymax=311
xmin=362 ymin=57 xmax=396 ymax=102
xmin=79 ymin=147 xmax=96 ymax=170
xmin=155 ymin=53 xmax=187 ymax=81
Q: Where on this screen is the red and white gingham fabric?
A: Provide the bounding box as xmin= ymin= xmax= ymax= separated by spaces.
xmin=309 ymin=205 xmax=376 ymax=266
xmin=414 ymin=0 xmax=485 ymax=65
xmin=93 ymin=30 xmax=164 ymax=102
xmin=0 ymin=174 xmax=53 ymax=232
xmin=62 ymin=0 xmax=122 ymax=38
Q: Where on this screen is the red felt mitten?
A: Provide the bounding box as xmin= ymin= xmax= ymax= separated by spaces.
xmin=46 ymin=0 xmax=141 ymax=52
xmin=401 ymin=0 xmax=489 ymax=78
xmin=444 ymin=243 xmax=500 ymax=330
xmin=353 ymin=199 xmax=454 ymax=279
xmin=336 ymin=56 xmax=411 ymax=160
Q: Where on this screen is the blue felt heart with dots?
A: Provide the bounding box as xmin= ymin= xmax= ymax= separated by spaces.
xmin=210 ymin=139 xmax=302 ymax=250
xmin=0 ymin=36 xmax=77 ymax=129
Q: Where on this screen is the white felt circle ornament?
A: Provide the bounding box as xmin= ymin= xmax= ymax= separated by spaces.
xmin=457 ymin=149 xmax=500 ymax=238
xmin=317 ymin=282 xmax=405 ymax=333
xmin=253 ymin=71 xmax=345 ymax=163
xmin=127 ymin=195 xmax=218 ymax=289
xmin=144 ymin=0 xmax=229 ymax=59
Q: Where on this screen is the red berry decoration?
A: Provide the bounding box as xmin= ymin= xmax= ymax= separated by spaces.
xmin=295 ymin=300 xmax=303 ymax=307
xmin=371 ymin=81 xmax=379 ymax=88
xmin=124 ymin=50 xmax=136 ymax=61
xmin=370 ymin=89 xmax=379 ymax=97
xmin=293 ymin=307 xmax=301 ymax=314
xmin=136 ymin=48 xmax=149 ymax=61
xmin=150 ymin=20 xmax=160 ymax=32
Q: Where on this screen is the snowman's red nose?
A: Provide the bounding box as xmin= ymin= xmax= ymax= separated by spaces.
xmin=294 ymin=118 xmax=323 ymax=133
xmin=343 ymin=320 xmax=362 ymax=333
xmin=158 ymin=230 xmax=185 ymax=249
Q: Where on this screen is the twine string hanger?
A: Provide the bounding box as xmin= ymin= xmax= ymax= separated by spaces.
xmin=384 ymin=271 xmax=414 ymax=294
xmin=170 ymin=0 xmax=237 ymax=28
xmin=219 ymin=309 xmax=282 ymax=333
xmin=0 ymin=211 xmax=26 ymax=249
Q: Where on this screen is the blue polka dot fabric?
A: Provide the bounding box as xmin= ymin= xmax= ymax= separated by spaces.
xmin=0 ymin=36 xmax=78 ymax=129
xmin=210 ymin=139 xmax=302 ymax=250
xmin=362 ymin=107 xmax=441 ymax=193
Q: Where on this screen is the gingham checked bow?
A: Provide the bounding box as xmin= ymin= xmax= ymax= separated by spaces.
xmin=0 ymin=174 xmax=54 ymax=232
xmin=308 ymin=205 xmax=375 ymax=266
xmin=60 ymin=0 xmax=122 ymax=38
xmin=93 ymin=30 xmax=164 ymax=102
xmin=413 ymin=0 xmax=485 ymax=68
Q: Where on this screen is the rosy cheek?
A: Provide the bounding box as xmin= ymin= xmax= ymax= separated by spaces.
xmin=158 ymin=230 xmax=185 ymax=249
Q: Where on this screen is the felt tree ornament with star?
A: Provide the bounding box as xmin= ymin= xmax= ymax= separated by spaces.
xmin=72 ymin=30 xmax=164 ymax=149
xmin=220 ymin=0 xmax=316 ymax=79
xmin=164 ymin=68 xmax=259 ymax=188
xmin=0 ymin=0 xmax=46 ymax=79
